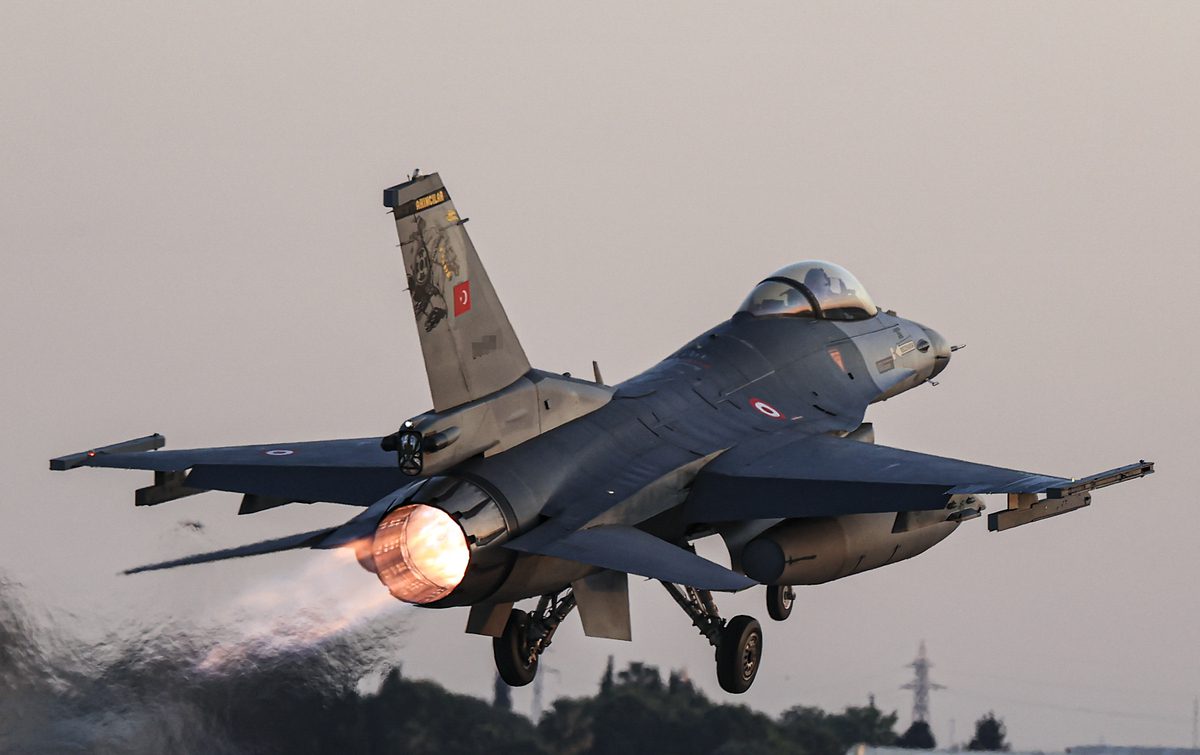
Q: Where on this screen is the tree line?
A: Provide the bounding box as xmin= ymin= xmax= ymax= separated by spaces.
xmin=203 ymin=657 xmax=1008 ymax=754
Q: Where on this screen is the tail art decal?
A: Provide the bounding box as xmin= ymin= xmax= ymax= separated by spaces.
xmin=384 ymin=173 xmax=531 ymax=411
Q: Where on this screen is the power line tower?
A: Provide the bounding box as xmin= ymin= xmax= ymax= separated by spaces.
xmin=901 ymin=640 xmax=945 ymax=724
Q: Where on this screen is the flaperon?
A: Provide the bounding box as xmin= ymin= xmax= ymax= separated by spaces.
xmin=50 ymin=172 xmax=1154 ymax=693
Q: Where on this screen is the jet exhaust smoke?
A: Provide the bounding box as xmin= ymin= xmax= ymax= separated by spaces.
xmin=0 ymin=557 xmax=411 ymax=754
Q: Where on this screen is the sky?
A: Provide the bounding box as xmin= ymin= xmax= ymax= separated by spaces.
xmin=2 ymin=1 xmax=1198 ymax=749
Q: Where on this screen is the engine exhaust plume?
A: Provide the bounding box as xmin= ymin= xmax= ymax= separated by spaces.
xmin=372 ymin=504 xmax=469 ymax=604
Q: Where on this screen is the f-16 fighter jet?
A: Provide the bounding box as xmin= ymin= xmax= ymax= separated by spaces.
xmin=51 ymin=173 xmax=1153 ymax=693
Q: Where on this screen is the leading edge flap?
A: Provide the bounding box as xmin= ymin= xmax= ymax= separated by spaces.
xmin=384 ymin=173 xmax=530 ymax=412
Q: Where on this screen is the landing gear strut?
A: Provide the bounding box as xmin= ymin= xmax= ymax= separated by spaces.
xmin=661 ymin=581 xmax=763 ymax=694
xmin=493 ymin=589 xmax=577 ymax=687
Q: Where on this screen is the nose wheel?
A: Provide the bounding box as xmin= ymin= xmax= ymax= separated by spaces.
xmin=765 ymin=584 xmax=795 ymax=621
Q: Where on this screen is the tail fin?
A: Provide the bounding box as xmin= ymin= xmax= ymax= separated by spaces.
xmin=384 ymin=173 xmax=531 ymax=412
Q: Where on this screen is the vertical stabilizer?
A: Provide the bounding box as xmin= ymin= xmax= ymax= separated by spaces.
xmin=384 ymin=173 xmax=531 ymax=412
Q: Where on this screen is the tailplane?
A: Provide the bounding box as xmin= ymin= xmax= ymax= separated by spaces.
xmin=384 ymin=173 xmax=530 ymax=412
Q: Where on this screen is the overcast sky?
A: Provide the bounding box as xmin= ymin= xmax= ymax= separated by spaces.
xmin=2 ymin=2 xmax=1198 ymax=749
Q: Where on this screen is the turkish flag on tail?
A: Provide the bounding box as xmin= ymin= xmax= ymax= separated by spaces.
xmin=453 ymin=281 xmax=471 ymax=316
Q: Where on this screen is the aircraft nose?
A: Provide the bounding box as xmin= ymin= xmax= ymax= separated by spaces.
xmin=922 ymin=327 xmax=952 ymax=378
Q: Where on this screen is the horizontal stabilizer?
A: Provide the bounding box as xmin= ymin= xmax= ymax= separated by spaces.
xmin=123 ymin=527 xmax=337 ymax=575
xmin=506 ymin=525 xmax=755 ymax=591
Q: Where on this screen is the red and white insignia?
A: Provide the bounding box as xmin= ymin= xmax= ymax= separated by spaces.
xmin=453 ymin=280 xmax=471 ymax=316
xmin=749 ymin=397 xmax=784 ymax=419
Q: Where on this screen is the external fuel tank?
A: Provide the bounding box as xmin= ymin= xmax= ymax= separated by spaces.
xmin=740 ymin=512 xmax=959 ymax=585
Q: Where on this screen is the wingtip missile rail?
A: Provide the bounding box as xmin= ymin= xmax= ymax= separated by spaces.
xmin=1045 ymin=460 xmax=1155 ymax=499
xmin=49 ymin=433 xmax=165 ymax=471
xmin=988 ymin=460 xmax=1154 ymax=532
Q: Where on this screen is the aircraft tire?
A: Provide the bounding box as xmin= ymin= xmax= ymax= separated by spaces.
xmin=494 ymin=609 xmax=538 ymax=687
xmin=716 ymin=615 xmax=763 ymax=694
xmin=766 ymin=585 xmax=795 ymax=622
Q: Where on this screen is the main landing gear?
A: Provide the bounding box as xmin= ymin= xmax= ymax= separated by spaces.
xmin=493 ymin=589 xmax=577 ymax=687
xmin=661 ymin=581 xmax=763 ymax=694
xmin=492 ymin=581 xmax=782 ymax=695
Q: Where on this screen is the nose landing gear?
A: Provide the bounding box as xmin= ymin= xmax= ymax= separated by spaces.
xmin=766 ymin=584 xmax=795 ymax=621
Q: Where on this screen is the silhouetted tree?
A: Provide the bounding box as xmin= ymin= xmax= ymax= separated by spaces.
xmin=538 ymin=697 xmax=595 ymax=755
xmin=667 ymin=669 xmax=699 ymax=697
xmin=832 ymin=703 xmax=900 ymax=746
xmin=779 ymin=700 xmax=900 ymax=755
xmin=779 ymin=705 xmax=843 ymax=755
xmin=967 ymin=711 xmax=1008 ymax=751
xmin=897 ymin=720 xmax=936 ymax=749
xmin=599 ymin=654 xmax=615 ymax=695
xmin=544 ymin=661 xmax=794 ymax=755
xmin=615 ymin=660 xmax=662 ymax=690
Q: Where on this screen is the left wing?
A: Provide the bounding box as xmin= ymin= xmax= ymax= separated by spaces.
xmin=684 ymin=432 xmax=1153 ymax=529
xmin=50 ymin=434 xmax=409 ymax=507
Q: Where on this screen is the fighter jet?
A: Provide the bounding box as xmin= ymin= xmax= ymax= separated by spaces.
xmin=50 ymin=172 xmax=1153 ymax=693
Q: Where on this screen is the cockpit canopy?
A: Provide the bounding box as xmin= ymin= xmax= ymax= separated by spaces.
xmin=736 ymin=261 xmax=878 ymax=321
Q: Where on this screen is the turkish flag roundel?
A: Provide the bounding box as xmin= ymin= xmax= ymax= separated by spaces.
xmin=453 ymin=280 xmax=471 ymax=316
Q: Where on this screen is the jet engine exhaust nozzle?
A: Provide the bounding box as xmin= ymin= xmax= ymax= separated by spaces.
xmin=372 ymin=503 xmax=470 ymax=604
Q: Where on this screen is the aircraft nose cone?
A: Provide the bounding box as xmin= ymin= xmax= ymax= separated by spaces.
xmin=923 ymin=327 xmax=952 ymax=378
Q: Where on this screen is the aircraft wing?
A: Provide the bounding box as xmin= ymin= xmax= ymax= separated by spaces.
xmin=684 ymin=431 xmax=1153 ymax=528
xmin=49 ymin=434 xmax=410 ymax=507
xmin=123 ymin=527 xmax=340 ymax=574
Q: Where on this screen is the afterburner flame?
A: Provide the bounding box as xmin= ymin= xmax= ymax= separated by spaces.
xmin=372 ymin=504 xmax=469 ymax=604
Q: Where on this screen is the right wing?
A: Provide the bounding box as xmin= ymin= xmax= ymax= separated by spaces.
xmin=684 ymin=432 xmax=1152 ymax=526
